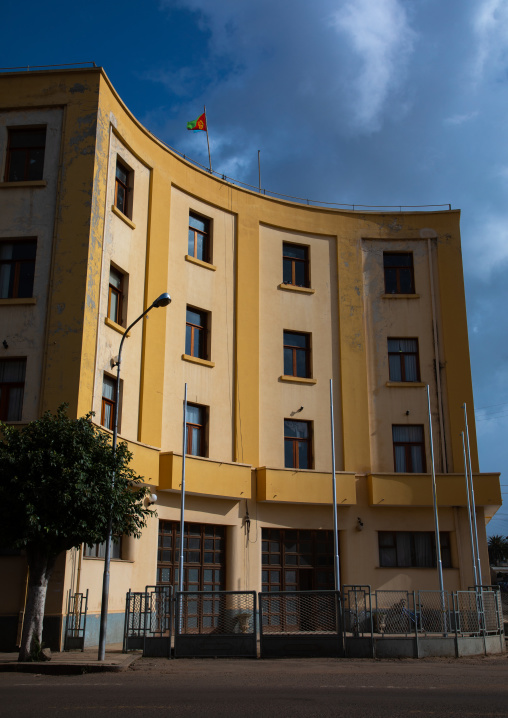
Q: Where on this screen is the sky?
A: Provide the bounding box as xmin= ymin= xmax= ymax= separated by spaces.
xmin=3 ymin=0 xmax=507 ymax=533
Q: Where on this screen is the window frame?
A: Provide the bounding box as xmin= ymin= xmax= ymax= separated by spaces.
xmin=378 ymin=531 xmax=452 ymax=568
xmin=157 ymin=520 xmax=225 ymax=593
xmin=283 ymin=330 xmax=311 ymax=378
xmin=84 ymin=536 xmax=122 ymax=560
xmin=284 ymin=419 xmax=313 ymax=470
xmin=101 ymin=374 xmax=117 ymax=431
xmin=185 ymin=403 xmax=208 ymax=457
xmin=282 ymin=242 xmax=310 ymax=288
xmin=0 ymin=238 xmax=37 ymax=299
xmin=185 ymin=306 xmax=209 ymax=360
xmin=387 ymin=337 xmax=420 ymax=382
xmin=107 ymin=265 xmax=124 ymax=325
xmin=0 ymin=357 xmax=26 ymax=421
xmin=114 ymin=158 xmax=132 ymax=218
xmin=188 ymin=211 xmax=211 ymax=263
xmin=392 ymin=424 xmax=426 ymax=473
xmin=383 ymin=252 xmax=415 ymax=295
xmin=4 ymin=126 xmax=46 ymax=182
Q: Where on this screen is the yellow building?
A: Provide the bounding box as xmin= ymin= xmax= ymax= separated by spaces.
xmin=0 ymin=66 xmax=501 ymax=649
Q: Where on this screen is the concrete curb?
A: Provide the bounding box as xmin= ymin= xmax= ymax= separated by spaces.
xmin=0 ymin=654 xmax=138 ymax=675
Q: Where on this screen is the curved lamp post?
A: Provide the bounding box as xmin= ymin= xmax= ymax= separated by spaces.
xmin=98 ymin=292 xmax=171 ymax=661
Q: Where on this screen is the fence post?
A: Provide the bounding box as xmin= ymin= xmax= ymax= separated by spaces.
xmin=413 ymin=591 xmax=419 ymax=658
xmin=452 ymin=592 xmax=459 ymax=657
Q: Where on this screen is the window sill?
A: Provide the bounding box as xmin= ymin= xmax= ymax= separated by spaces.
xmin=182 ymin=354 xmax=215 ymax=368
xmin=278 ymin=283 xmax=315 ymax=295
xmin=104 ymin=317 xmax=130 ymax=336
xmin=280 ymin=375 xmax=317 ymax=385
xmin=111 ymin=204 xmax=136 ymax=229
xmin=0 ymin=297 xmax=36 ymax=305
xmin=386 ymin=381 xmax=426 ymax=388
xmin=83 ymin=556 xmax=133 ymax=563
xmin=376 ymin=565 xmax=455 ymax=570
xmin=382 ymin=293 xmax=420 ymax=299
xmin=0 ymin=180 xmax=47 ymax=189
xmin=185 ymin=255 xmax=217 ymax=271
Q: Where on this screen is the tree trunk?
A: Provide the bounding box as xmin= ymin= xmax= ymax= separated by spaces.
xmin=18 ymin=548 xmax=56 ymax=662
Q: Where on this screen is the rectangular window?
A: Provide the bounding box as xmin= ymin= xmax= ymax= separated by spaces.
xmin=388 ymin=338 xmax=420 ymax=382
xmin=378 ymin=531 xmax=452 ymax=568
xmin=188 ymin=212 xmax=211 ymax=263
xmin=108 ymin=266 xmax=124 ymax=325
xmin=185 ymin=403 xmax=207 ymax=457
xmin=185 ymin=307 xmax=208 ymax=359
xmin=392 ymin=425 xmax=426 ymax=473
xmin=284 ymin=419 xmax=312 ymax=469
xmin=114 ymin=159 xmax=132 ymax=218
xmin=5 ymin=127 xmax=46 ymax=182
xmin=84 ymin=537 xmax=122 ymax=559
xmin=101 ymin=375 xmax=116 ymax=430
xmin=0 ymin=358 xmax=26 ymax=421
xmin=283 ymin=331 xmax=311 ymax=378
xmin=156 ymin=521 xmax=225 ymax=597
xmin=262 ymin=528 xmax=335 ymax=593
xmin=283 ymin=243 xmax=309 ymax=287
xmin=0 ymin=239 xmax=37 ymax=298
xmin=383 ymin=252 xmax=415 ymax=294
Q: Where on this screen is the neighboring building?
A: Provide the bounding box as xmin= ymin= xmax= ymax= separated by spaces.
xmin=0 ymin=67 xmax=501 ymax=649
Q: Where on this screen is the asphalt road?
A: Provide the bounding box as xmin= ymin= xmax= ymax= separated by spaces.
xmin=1 ymin=655 xmax=508 ymax=718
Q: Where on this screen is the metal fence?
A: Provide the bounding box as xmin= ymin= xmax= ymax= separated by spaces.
xmin=374 ymin=590 xmax=415 ymax=636
xmin=417 ymin=590 xmax=452 ymax=634
xmin=63 ymin=589 xmax=88 ymax=651
xmin=121 ymin=585 xmax=503 ymax=658
xmin=343 ymin=585 xmax=373 ymax=636
xmin=174 ymin=591 xmax=256 ymax=658
xmin=341 ymin=585 xmax=503 ymax=640
xmin=143 ymin=585 xmax=172 ymax=657
xmin=259 ymin=591 xmax=343 ymax=657
xmin=123 ymin=590 xmax=150 ymax=652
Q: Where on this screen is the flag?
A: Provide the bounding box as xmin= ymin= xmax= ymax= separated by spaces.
xmin=187 ymin=112 xmax=207 ymax=131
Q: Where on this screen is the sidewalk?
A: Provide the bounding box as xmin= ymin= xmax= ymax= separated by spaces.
xmin=0 ymin=644 xmax=139 ymax=674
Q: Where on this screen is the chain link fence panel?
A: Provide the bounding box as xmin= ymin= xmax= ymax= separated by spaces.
xmin=176 ymin=591 xmax=256 ymax=636
xmin=374 ymin=591 xmax=414 ymax=635
xmin=260 ymin=591 xmax=340 ymax=635
xmin=455 ymin=591 xmax=481 ymax=635
xmin=417 ymin=590 xmax=451 ymax=634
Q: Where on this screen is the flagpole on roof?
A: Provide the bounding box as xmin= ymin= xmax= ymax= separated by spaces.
xmin=204 ymin=105 xmax=212 ymax=173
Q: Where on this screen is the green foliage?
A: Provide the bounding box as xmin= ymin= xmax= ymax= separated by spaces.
xmin=487 ymin=535 xmax=508 ymax=566
xmin=0 ymin=405 xmax=154 ymax=558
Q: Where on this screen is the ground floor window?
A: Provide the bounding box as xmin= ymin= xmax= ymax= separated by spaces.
xmin=262 ymin=528 xmax=336 ymax=592
xmin=378 ymin=531 xmax=452 ymax=568
xmin=157 ymin=520 xmax=225 ymax=592
xmin=84 ymin=537 xmax=122 ymax=559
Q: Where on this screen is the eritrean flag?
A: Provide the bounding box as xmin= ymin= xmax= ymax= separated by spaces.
xmin=187 ymin=112 xmax=207 ymax=131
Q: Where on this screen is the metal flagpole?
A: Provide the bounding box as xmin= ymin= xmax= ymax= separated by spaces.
xmin=258 ymin=150 xmax=261 ymax=193
xmin=463 ymin=403 xmax=482 ymax=586
xmin=427 ymin=386 xmax=445 ymax=601
xmin=330 ymin=380 xmax=340 ymax=592
xmin=204 ymin=105 xmax=212 ymax=173
xmin=178 ymin=384 xmax=188 ymax=603
xmin=461 ymin=431 xmax=479 ymax=586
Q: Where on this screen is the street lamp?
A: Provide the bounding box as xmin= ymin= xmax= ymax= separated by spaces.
xmin=98 ymin=292 xmax=171 ymax=661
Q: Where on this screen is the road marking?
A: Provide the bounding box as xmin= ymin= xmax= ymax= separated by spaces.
xmin=12 ymin=683 xmax=123 ymax=687
xmin=319 ymin=685 xmax=438 ymax=690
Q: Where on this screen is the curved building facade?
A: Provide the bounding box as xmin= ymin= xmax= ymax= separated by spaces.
xmin=0 ymin=67 xmax=501 ymax=648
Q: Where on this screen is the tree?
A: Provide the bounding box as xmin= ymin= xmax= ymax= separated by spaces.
xmin=0 ymin=406 xmax=153 ymax=661
xmin=488 ymin=535 xmax=508 ymax=566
